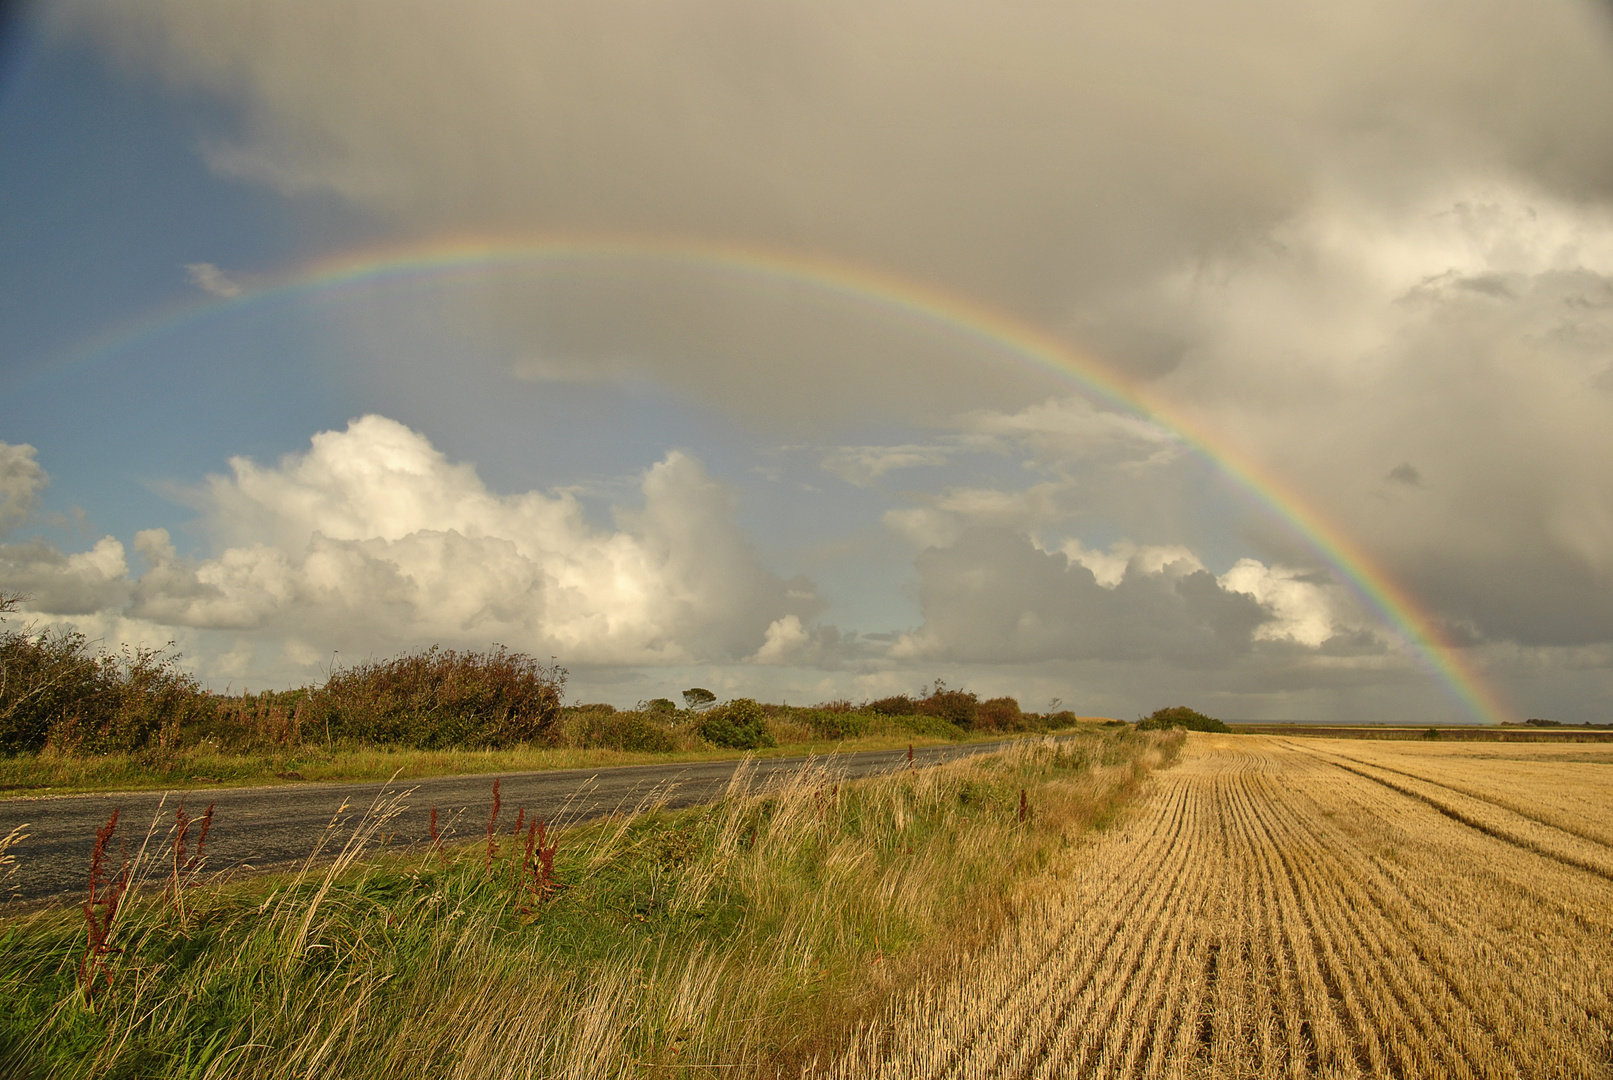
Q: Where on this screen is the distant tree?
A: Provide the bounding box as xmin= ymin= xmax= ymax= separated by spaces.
xmin=643 ymin=698 xmax=678 ymax=715
xmin=682 ymin=687 xmax=717 ymax=712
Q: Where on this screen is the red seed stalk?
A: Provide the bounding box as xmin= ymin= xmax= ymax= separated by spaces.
xmin=429 ymin=806 xmax=447 ymax=866
xmin=518 ymin=817 xmax=560 ymax=912
xmin=80 ymin=807 xmax=129 ymax=994
xmin=189 ymin=803 xmax=215 ymax=871
xmin=1018 ymin=788 xmax=1028 ymax=824
xmin=511 ymin=807 xmax=526 ymax=837
xmin=485 ymin=778 xmax=502 ymax=871
xmin=907 ymin=744 xmax=914 ymax=767
xmin=536 ymin=819 xmax=556 ymax=894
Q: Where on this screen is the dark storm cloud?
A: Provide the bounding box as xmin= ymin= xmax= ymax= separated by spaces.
xmin=49 ymin=0 xmax=1613 ymax=337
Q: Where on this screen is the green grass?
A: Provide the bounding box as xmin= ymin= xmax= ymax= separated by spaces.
xmin=0 ymin=728 xmax=1181 ymax=1079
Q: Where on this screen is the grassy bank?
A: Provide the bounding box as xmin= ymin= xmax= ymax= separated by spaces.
xmin=0 ymin=728 xmax=1180 ymax=1079
xmin=0 ymin=725 xmax=1065 ymax=796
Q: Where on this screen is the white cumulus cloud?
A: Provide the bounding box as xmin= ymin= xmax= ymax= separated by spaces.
xmin=11 ymin=417 xmax=814 ymax=672
xmin=1217 ymin=558 xmax=1342 ymax=647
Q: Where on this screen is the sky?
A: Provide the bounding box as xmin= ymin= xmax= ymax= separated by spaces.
xmin=3 ymin=0 xmax=1613 ymax=723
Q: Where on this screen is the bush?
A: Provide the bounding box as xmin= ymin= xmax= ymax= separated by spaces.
xmin=794 ymin=708 xmax=872 ymax=740
xmin=0 ymin=601 xmax=209 ymax=755
xmin=917 ymin=688 xmax=979 ymax=729
xmin=1135 ymin=706 xmax=1229 ymax=733
xmin=305 ymin=646 xmax=565 ymax=749
xmin=867 ymin=695 xmax=916 ymax=716
xmin=205 ymin=689 xmax=310 ymax=750
xmin=696 ymin=698 xmax=776 ymax=750
xmin=975 ymin=696 xmax=1023 ymax=732
xmin=562 ymin=707 xmax=678 ymax=752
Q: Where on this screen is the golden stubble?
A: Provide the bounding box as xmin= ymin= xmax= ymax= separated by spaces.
xmin=818 ymin=734 xmax=1613 ymax=1079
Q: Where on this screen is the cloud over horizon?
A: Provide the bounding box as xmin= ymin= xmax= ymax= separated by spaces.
xmin=0 ymin=419 xmax=1408 ymax=709
xmin=0 ymin=419 xmax=819 ymax=674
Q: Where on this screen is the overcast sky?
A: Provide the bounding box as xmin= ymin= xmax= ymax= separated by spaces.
xmin=3 ymin=0 xmax=1612 ymax=722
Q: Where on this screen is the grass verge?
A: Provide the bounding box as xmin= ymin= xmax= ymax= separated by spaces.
xmin=0 ymin=727 xmax=1086 ymax=797
xmin=0 ymin=727 xmax=1180 ymax=1079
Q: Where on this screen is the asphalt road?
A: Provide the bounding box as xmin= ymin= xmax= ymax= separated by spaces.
xmin=0 ymin=741 xmax=1022 ymax=905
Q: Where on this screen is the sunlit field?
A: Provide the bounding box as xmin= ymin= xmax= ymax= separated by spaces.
xmin=819 ymin=736 xmax=1613 ymax=1078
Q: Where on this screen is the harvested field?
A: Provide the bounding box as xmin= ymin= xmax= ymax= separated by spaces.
xmin=820 ymin=735 xmax=1613 ymax=1079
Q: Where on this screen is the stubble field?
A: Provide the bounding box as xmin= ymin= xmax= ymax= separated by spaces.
xmin=821 ymin=735 xmax=1613 ymax=1079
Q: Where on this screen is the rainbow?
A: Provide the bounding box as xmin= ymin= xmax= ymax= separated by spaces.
xmin=40 ymin=234 xmax=1513 ymax=724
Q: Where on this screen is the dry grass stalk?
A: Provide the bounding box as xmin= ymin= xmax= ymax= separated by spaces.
xmin=0 ymin=821 xmax=28 ymax=899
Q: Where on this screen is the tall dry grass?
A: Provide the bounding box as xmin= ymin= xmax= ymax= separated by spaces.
xmin=0 ymin=728 xmax=1177 ymax=1079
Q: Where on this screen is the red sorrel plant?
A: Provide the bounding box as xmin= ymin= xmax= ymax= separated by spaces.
xmin=1019 ymin=788 xmax=1027 ymax=823
xmin=80 ymin=807 xmax=130 ymax=996
xmin=484 ymin=778 xmax=502 ymax=872
xmin=168 ymin=801 xmax=215 ymax=908
xmin=517 ymin=818 xmax=559 ymax=912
